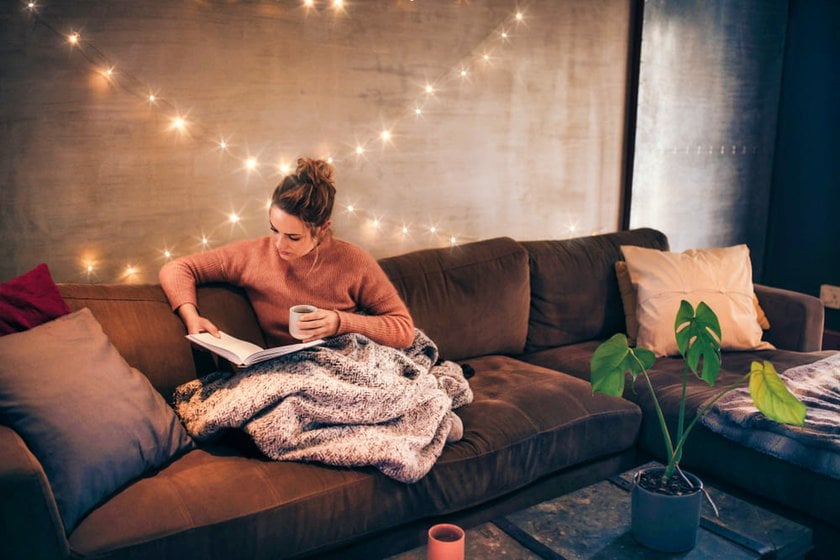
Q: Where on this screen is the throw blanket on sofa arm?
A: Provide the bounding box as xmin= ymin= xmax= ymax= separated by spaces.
xmin=701 ymin=351 xmax=840 ymax=480
xmin=173 ymin=329 xmax=473 ymax=483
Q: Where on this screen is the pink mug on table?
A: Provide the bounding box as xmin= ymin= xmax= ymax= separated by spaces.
xmin=427 ymin=523 xmax=465 ymax=560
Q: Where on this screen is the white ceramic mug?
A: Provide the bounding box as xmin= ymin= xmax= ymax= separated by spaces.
xmin=426 ymin=523 xmax=464 ymax=560
xmin=288 ymin=304 xmax=317 ymax=340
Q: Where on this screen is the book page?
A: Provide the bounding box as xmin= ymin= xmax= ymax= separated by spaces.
xmin=187 ymin=331 xmax=264 ymax=363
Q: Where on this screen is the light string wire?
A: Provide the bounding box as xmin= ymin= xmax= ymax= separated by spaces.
xmin=19 ymin=1 xmax=529 ymax=282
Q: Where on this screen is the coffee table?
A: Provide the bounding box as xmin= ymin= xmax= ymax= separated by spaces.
xmin=388 ymin=462 xmax=813 ymax=559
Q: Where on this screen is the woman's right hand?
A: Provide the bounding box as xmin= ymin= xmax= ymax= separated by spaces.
xmin=177 ymin=303 xmax=221 ymax=337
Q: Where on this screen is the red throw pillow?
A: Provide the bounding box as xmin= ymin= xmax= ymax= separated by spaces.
xmin=0 ymin=263 xmax=71 ymax=335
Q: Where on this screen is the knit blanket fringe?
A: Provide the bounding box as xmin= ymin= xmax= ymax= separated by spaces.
xmin=174 ymin=329 xmax=473 ymax=483
xmin=701 ymin=352 xmax=840 ymax=480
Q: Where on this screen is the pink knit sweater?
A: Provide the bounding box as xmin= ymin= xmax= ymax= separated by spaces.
xmin=159 ymin=235 xmax=414 ymax=348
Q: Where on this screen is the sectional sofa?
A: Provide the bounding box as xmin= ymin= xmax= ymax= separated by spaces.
xmin=1 ymin=228 xmax=835 ymax=559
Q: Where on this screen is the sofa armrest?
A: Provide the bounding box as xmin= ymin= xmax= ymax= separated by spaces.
xmin=754 ymin=284 xmax=825 ymax=352
xmin=0 ymin=425 xmax=69 ymax=560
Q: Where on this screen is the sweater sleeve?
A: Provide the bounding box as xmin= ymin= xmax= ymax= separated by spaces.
xmin=158 ymin=246 xmax=236 ymax=312
xmin=334 ymin=254 xmax=415 ymax=349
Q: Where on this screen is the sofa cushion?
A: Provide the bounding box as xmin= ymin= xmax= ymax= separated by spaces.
xmin=621 ymin=244 xmax=772 ymax=356
xmin=522 ymin=228 xmax=669 ymax=353
xmin=379 ymin=237 xmax=530 ymax=361
xmin=0 ymin=263 xmax=70 ymax=335
xmin=67 ymin=356 xmax=641 ymax=559
xmin=58 ymin=283 xmax=264 ymax=399
xmin=0 ymin=308 xmax=193 ymax=532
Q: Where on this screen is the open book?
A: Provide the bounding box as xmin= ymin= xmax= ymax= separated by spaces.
xmin=186 ymin=331 xmax=324 ymax=368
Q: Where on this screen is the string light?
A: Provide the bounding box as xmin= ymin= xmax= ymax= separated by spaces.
xmin=171 ymin=116 xmax=186 ymax=131
xmin=36 ymin=5 xmax=538 ymax=281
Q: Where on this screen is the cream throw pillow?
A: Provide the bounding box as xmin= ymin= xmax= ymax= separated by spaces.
xmin=620 ymin=244 xmax=773 ymax=357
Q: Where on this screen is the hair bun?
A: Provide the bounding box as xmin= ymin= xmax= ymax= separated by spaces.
xmin=296 ymin=157 xmax=335 ymax=189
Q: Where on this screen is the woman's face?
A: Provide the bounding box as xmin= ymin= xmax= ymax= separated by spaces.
xmin=269 ymin=207 xmax=320 ymax=261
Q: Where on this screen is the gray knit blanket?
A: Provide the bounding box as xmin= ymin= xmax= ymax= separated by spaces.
xmin=701 ymin=352 xmax=840 ymax=479
xmin=174 ymin=330 xmax=473 ymax=483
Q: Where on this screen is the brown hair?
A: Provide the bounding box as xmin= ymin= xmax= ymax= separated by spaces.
xmin=271 ymin=158 xmax=336 ymax=235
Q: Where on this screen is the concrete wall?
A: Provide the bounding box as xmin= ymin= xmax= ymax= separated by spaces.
xmin=0 ymin=0 xmax=631 ymax=283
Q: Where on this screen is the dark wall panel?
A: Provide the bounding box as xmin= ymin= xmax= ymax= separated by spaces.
xmin=764 ymin=0 xmax=840 ymax=330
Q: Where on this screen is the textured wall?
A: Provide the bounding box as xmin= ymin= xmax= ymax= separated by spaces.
xmin=0 ymin=0 xmax=631 ymax=284
xmin=629 ymin=0 xmax=788 ymax=275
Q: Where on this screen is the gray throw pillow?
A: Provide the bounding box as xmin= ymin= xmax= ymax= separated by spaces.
xmin=0 ymin=308 xmax=193 ymax=532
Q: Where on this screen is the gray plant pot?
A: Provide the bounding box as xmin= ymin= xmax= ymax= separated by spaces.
xmin=630 ymin=466 xmax=703 ymax=552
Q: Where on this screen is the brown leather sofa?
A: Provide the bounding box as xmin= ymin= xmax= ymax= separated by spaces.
xmin=1 ymin=228 xmax=834 ymax=559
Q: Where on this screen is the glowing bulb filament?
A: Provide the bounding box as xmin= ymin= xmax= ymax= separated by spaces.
xmin=68 ymin=32 xmax=80 ymax=45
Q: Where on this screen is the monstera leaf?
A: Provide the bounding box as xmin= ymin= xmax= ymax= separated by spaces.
xmin=675 ymin=300 xmax=722 ymax=386
xmin=591 ymin=333 xmax=656 ymax=397
xmin=749 ymin=360 xmax=806 ymax=426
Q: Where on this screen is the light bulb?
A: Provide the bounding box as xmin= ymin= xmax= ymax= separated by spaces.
xmin=148 ymin=94 xmax=156 ymax=103
xmin=218 ymin=139 xmax=227 ymax=150
xmin=515 ymin=12 xmax=524 ymax=21
xmin=355 ymin=145 xmax=365 ymax=155
xmin=347 ymin=205 xmax=355 ymax=213
xmin=164 ymin=250 xmax=172 ymax=259
xmin=229 ymin=212 xmax=240 ymax=224
xmin=279 ymin=162 xmax=292 ymax=174
xmin=401 ymin=225 xmax=409 ymax=235
xmin=171 ymin=116 xmax=186 ymax=130
xmin=245 ymin=157 xmax=257 ymax=170
xmin=424 ymin=84 xmax=435 ymax=95
xmin=68 ymin=32 xmax=80 ymax=45
xmin=380 ymin=130 xmax=391 ymax=142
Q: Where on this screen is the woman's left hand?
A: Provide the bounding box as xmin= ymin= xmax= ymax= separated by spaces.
xmin=296 ymin=308 xmax=340 ymax=342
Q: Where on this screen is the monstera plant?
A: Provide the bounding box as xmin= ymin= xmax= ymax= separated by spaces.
xmin=590 ymin=300 xmax=806 ymax=551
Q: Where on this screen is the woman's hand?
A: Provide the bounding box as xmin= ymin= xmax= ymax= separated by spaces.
xmin=295 ymin=308 xmax=339 ymax=342
xmin=177 ymin=303 xmax=220 ymax=337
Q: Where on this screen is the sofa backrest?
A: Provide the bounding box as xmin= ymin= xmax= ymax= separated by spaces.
xmin=58 ymin=283 xmax=264 ymax=399
xmin=521 ymin=228 xmax=669 ymax=353
xmin=379 ymin=237 xmax=530 ymax=361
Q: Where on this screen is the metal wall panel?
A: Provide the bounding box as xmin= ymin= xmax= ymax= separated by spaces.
xmin=629 ymin=0 xmax=788 ymax=274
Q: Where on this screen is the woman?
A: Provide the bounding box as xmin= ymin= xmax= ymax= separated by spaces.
xmin=160 ymin=157 xmax=415 ymax=349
